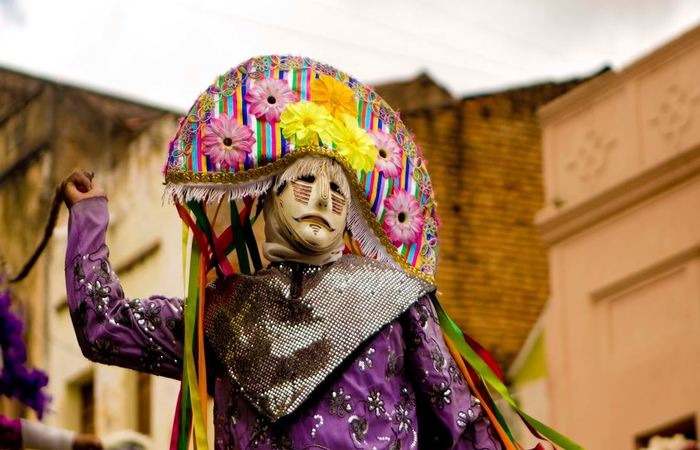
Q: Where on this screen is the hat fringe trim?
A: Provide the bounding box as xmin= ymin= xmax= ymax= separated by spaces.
xmin=346 ymin=202 xmax=392 ymax=265
xmin=163 ymin=179 xmax=274 ymax=204
xmin=163 ymin=177 xmax=394 ymax=270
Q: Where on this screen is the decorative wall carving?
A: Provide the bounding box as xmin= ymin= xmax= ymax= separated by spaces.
xmin=649 ymin=83 xmax=700 ymax=151
xmin=565 ymin=128 xmax=617 ymax=183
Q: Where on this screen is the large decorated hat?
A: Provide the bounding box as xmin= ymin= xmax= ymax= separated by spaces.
xmin=163 ymin=55 xmax=438 ymax=283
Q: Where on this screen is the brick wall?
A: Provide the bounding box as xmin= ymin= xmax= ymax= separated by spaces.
xmin=377 ymin=78 xmax=587 ymax=366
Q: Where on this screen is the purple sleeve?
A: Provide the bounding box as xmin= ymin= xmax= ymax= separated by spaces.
xmin=403 ymin=297 xmax=503 ymax=450
xmin=65 ymin=197 xmax=184 ymax=379
xmin=0 ymin=415 xmax=22 ymax=449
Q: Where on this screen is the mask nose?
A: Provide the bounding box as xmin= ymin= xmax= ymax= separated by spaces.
xmin=314 ymin=163 xmax=330 ymax=209
xmin=316 ymin=192 xmax=329 ymax=208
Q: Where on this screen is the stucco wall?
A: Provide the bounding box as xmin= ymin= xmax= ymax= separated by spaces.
xmin=0 ymin=69 xmax=183 ymax=447
xmin=538 ymin=25 xmax=700 ymax=450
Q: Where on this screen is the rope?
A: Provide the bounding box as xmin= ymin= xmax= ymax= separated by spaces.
xmin=8 ymin=185 xmax=64 ymax=284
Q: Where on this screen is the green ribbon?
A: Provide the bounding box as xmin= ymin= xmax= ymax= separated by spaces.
xmin=240 ymin=200 xmax=262 ymax=272
xmin=187 ymin=201 xmax=223 ymax=277
xmin=434 ymin=298 xmax=584 ymax=450
xmin=229 ymin=200 xmax=251 ymax=274
xmin=176 ymin=224 xmax=191 ymax=450
xmin=177 ymin=379 xmax=191 ymax=450
xmin=182 ymin=241 xmax=208 ymax=449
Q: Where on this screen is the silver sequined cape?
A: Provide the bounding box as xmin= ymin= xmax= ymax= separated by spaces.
xmin=203 ymin=254 xmax=435 ymax=422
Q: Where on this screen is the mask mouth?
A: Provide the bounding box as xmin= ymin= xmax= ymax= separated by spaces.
xmin=295 ymin=214 xmax=334 ymax=231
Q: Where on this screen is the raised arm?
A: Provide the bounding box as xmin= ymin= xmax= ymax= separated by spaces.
xmin=403 ymin=296 xmax=503 ymax=450
xmin=63 ymin=171 xmax=183 ymax=379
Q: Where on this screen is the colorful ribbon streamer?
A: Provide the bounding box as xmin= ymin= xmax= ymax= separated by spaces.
xmin=170 ymin=198 xmax=263 ymax=449
xmin=433 ymin=294 xmax=584 ymax=450
xmin=170 ymin=204 xmax=212 ymax=450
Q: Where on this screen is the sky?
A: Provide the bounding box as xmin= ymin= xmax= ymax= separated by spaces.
xmin=1 ymin=0 xmax=699 ymax=112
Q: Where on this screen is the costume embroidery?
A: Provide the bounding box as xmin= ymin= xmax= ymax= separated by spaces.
xmin=328 ymin=388 xmax=353 ymax=417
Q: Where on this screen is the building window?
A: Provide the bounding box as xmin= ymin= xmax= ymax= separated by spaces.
xmin=636 ymin=416 xmax=697 ymax=449
xmin=79 ymin=380 xmax=95 ymax=434
xmin=136 ymin=372 xmax=151 ymax=435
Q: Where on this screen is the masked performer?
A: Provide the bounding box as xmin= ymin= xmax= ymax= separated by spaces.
xmin=63 ymin=56 xmax=578 ymax=450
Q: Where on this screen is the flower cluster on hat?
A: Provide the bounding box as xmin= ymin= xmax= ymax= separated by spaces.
xmin=310 ymin=75 xmax=357 ymax=119
xmin=202 ymin=113 xmax=255 ymax=170
xmin=328 ymin=114 xmax=378 ymax=172
xmin=280 ymin=101 xmax=333 ymax=147
xmin=245 ymin=78 xmax=297 ymax=123
xmin=370 ymin=131 xmax=403 ymax=177
xmin=383 ymin=189 xmax=425 ymax=246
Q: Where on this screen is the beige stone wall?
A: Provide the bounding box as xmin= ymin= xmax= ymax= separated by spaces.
xmin=0 ymin=70 xmax=182 ymax=447
xmin=0 ymin=78 xmax=55 ymax=417
xmin=538 ymin=25 xmax=700 ymax=450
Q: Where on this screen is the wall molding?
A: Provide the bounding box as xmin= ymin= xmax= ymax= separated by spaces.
xmin=536 ymin=144 xmax=700 ymax=244
xmin=113 ymin=240 xmax=161 ymax=275
xmin=590 ymin=243 xmax=699 ymax=302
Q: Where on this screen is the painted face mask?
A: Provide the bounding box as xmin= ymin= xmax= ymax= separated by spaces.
xmin=263 ymin=156 xmax=350 ymax=265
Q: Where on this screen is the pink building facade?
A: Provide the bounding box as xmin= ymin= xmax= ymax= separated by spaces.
xmin=537 ymin=26 xmax=700 ymax=449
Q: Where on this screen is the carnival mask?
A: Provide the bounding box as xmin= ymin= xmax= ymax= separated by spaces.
xmin=263 ymin=156 xmax=350 ymax=265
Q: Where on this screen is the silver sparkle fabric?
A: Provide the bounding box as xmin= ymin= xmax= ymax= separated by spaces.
xmin=203 ymin=254 xmax=435 ymax=421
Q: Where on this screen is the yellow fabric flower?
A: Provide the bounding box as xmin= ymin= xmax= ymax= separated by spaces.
xmin=329 ymin=114 xmax=378 ymax=172
xmin=310 ymin=75 xmax=357 ymax=119
xmin=280 ymin=101 xmax=333 ymax=147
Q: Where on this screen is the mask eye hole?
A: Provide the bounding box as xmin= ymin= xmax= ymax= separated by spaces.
xmin=330 ymin=182 xmax=342 ymax=194
xmin=298 ymin=174 xmax=315 ymax=183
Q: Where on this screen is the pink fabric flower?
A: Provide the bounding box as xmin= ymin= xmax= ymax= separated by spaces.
xmin=383 ymin=190 xmax=424 ymax=246
xmin=370 ymin=131 xmax=403 ymax=177
xmin=245 ymin=78 xmax=297 ymax=123
xmin=202 ymin=114 xmax=255 ymax=170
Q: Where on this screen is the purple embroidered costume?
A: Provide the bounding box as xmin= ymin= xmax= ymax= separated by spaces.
xmin=66 ymin=197 xmax=502 ymax=449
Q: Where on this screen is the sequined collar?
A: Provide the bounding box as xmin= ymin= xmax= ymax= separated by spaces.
xmin=204 ymin=254 xmax=434 ymax=421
